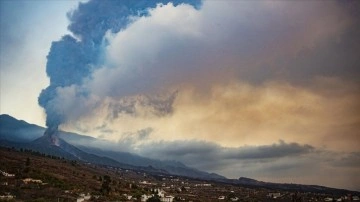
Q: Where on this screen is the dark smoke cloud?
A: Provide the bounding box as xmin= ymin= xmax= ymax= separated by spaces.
xmin=224 ymin=140 xmax=314 ymax=160
xmin=139 ymin=140 xmax=314 ymax=163
xmin=134 ymin=140 xmax=317 ymax=172
xmin=107 ymin=91 xmax=178 ymax=120
xmin=38 ymin=0 xmax=200 ymax=129
xmin=67 ymin=0 xmax=201 ymax=43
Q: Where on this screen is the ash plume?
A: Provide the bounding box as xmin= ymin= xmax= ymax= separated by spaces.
xmin=37 ymin=0 xmax=357 ymax=142
xmin=43 ymin=126 xmax=60 ymax=146
xmin=38 ymin=0 xmax=200 ymax=133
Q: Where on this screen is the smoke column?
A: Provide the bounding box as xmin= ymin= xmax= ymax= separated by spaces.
xmin=38 ymin=0 xmax=201 ymax=138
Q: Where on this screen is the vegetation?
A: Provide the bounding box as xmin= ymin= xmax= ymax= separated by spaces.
xmin=100 ymin=175 xmax=111 ymax=195
xmin=147 ymin=196 xmax=161 ymax=202
xmin=0 ymin=146 xmax=357 ymax=201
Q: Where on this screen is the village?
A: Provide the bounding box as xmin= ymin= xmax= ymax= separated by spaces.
xmin=1 ymin=147 xmax=359 ymax=201
xmin=1 ymin=166 xmax=360 ymax=202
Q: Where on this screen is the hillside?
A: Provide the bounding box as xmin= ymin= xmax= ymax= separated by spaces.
xmin=0 ymin=147 xmax=145 ymax=201
xmin=2 ymin=147 xmax=358 ymax=201
xmin=0 ymin=114 xmax=225 ymax=180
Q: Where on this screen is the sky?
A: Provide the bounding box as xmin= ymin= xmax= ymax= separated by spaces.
xmin=0 ymin=0 xmax=359 ymax=191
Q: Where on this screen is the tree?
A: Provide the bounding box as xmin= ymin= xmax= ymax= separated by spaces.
xmin=181 ymin=186 xmax=187 ymax=192
xmin=227 ymin=192 xmax=236 ymax=200
xmin=101 ymin=175 xmax=111 ymax=195
xmin=26 ymin=157 xmax=31 ymax=166
xmin=147 ymin=196 xmax=161 ymax=202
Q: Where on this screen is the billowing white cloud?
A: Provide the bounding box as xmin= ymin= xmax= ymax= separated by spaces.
xmin=62 ymin=78 xmax=360 ymax=153
xmin=87 ymin=1 xmax=351 ymax=99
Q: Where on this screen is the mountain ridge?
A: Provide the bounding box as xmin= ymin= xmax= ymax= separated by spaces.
xmin=0 ymin=114 xmax=225 ymax=180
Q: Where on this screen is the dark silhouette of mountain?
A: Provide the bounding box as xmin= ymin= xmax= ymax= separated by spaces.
xmin=0 ymin=114 xmax=96 ymax=143
xmin=77 ymin=145 xmax=224 ymax=179
xmin=238 ymin=177 xmax=261 ymax=184
xmin=0 ymin=114 xmax=224 ymax=180
xmin=32 ymin=135 xmax=135 ymax=168
xmin=0 ymin=114 xmax=45 ymax=142
xmin=214 ymin=177 xmax=360 ymax=195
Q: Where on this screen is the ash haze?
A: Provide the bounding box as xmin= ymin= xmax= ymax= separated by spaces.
xmin=1 ymin=0 xmax=360 ymax=191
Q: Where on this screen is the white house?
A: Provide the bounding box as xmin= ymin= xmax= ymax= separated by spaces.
xmin=195 ymin=183 xmax=211 ymax=187
xmin=151 ymin=188 xmax=165 ymax=198
xmin=141 ymin=194 xmax=153 ymax=202
xmin=230 ymin=197 xmax=239 ymax=201
xmin=0 ymin=194 xmax=15 ymax=200
xmin=77 ymin=193 xmax=91 ymax=202
xmin=268 ymin=192 xmax=281 ymax=199
xmin=161 ymin=195 xmax=174 ymax=202
xmin=140 ymin=180 xmax=152 ymax=185
xmin=0 ymin=170 xmax=15 ymax=177
xmin=23 ymin=178 xmax=42 ymax=184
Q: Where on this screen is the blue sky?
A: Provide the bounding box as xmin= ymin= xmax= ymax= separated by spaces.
xmin=0 ymin=0 xmax=83 ymax=126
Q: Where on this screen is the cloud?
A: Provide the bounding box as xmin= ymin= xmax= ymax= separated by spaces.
xmin=138 ymin=140 xmax=313 ymax=164
xmin=38 ymin=0 xmax=200 ymax=128
xmin=329 ymin=152 xmax=360 ymax=168
xmin=64 ymin=134 xmax=360 ymax=190
xmin=106 ymin=91 xmax=178 ymax=120
xmin=135 ymin=140 xmax=359 ymax=190
xmin=61 ymin=78 xmax=360 ymax=154
xmin=54 ymin=1 xmax=360 ymax=149
xmin=224 ymin=140 xmax=314 ymax=160
xmin=42 ymin=0 xmax=358 ymax=130
xmin=89 ymin=0 xmax=353 ymax=98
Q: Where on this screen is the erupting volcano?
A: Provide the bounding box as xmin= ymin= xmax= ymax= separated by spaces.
xmin=43 ymin=127 xmax=60 ymax=146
